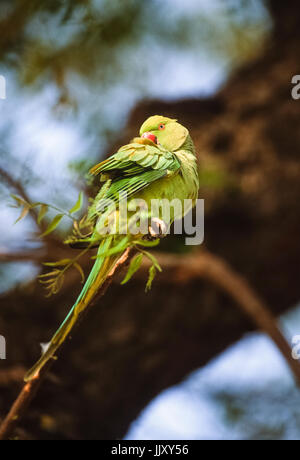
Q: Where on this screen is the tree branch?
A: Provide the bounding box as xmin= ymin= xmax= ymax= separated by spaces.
xmin=142 ymin=249 xmax=300 ymax=385
xmin=1 ymin=243 xmax=298 ymax=385
xmin=0 ymin=250 xmax=46 ymax=263
xmin=0 ymin=246 xmax=136 ymax=440
xmin=0 ymin=246 xmax=298 ymax=440
xmin=0 ymin=166 xmax=38 ymax=225
xmin=0 ymin=166 xmax=64 ymax=244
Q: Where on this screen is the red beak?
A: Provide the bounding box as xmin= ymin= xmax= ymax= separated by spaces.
xmin=141 ymin=132 xmax=157 ymax=144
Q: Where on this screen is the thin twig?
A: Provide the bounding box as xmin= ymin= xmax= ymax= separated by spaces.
xmin=0 ymin=166 xmax=38 ymax=226
xmin=0 ymin=167 xmax=31 ymax=207
xmin=0 ymin=247 xmax=136 ymax=440
xmin=0 ymin=166 xmax=68 ymax=242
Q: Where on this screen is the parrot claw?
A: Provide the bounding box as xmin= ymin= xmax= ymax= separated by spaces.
xmin=146 ymin=218 xmax=168 ymax=241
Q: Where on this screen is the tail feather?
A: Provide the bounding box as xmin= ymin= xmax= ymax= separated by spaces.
xmin=24 ymin=237 xmax=119 ymax=382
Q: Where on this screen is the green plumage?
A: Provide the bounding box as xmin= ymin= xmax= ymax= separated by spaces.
xmin=24 ymin=115 xmax=199 ymax=382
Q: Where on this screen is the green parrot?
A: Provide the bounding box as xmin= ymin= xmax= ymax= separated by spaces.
xmin=24 ymin=115 xmax=199 ymax=382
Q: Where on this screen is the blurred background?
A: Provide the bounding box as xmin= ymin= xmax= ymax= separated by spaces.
xmin=1 ymin=0 xmax=300 ymax=440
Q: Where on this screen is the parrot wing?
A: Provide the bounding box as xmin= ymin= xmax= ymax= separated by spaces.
xmin=90 ymin=141 xmax=180 ymax=176
xmin=89 ymin=141 xmax=181 ymax=208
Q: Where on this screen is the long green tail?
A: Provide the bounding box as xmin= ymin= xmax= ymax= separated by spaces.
xmin=24 ymin=237 xmax=118 ymax=382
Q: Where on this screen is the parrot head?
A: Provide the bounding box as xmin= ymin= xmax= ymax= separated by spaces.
xmin=139 ymin=115 xmax=189 ymax=151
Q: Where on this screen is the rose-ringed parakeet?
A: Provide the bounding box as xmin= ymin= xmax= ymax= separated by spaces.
xmin=24 ymin=115 xmax=199 ymax=382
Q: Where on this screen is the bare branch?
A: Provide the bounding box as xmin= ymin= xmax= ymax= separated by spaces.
xmin=141 ymin=250 xmax=300 ymax=385
xmin=0 ymin=250 xmax=46 ymax=263
xmin=0 ymin=166 xmax=62 ymax=242
xmin=0 ymin=246 xmax=136 ymax=440
xmin=0 ymin=245 xmax=298 ymax=440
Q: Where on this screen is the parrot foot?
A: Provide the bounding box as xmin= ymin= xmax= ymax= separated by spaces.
xmin=146 ymin=218 xmax=168 ymax=241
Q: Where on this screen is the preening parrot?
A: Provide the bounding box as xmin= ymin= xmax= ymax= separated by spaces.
xmin=24 ymin=115 xmax=199 ymax=382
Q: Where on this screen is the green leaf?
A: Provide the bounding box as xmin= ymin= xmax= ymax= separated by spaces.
xmin=74 ymin=262 xmax=85 ymax=283
xmin=145 ymin=265 xmax=157 ymax=292
xmin=69 ymin=191 xmax=83 ymax=214
xmin=134 ymin=238 xmax=160 ymax=248
xmin=92 ymin=239 xmax=130 ymax=259
xmin=40 ymin=214 xmax=64 ymax=237
xmin=51 ymin=274 xmax=65 ymax=295
xmin=39 ymin=270 xmax=61 ymax=279
xmin=141 ymin=250 xmax=162 ymax=272
xmin=39 ymin=278 xmax=58 ymax=284
xmin=15 ymin=206 xmax=30 ymax=223
xmin=38 ymin=204 xmax=48 ymax=224
xmin=10 ymin=194 xmax=28 ymax=207
xmin=29 ymin=202 xmax=42 ymax=208
xmin=43 ymin=259 xmax=71 ymax=267
xmin=121 ymin=253 xmax=143 ymax=285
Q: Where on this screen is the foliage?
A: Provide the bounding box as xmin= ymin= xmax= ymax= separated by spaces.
xmin=11 ymin=191 xmax=90 ymax=296
xmin=121 ymin=244 xmax=162 ymax=292
xmin=11 ymin=188 xmax=162 ymax=295
xmin=0 ymin=0 xmax=270 ymax=109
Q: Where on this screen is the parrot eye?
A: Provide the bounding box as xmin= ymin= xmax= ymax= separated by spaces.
xmin=158 ymin=124 xmax=165 ymax=131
